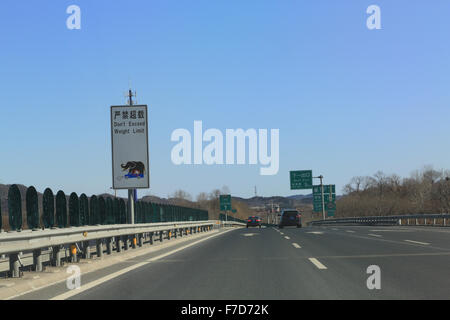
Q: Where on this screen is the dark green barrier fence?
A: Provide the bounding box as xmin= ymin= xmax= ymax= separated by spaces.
xmin=90 ymin=195 xmax=98 ymax=225
xmin=98 ymin=197 xmax=106 ymax=225
xmin=26 ymin=186 xmax=39 ymax=230
xmin=69 ymin=192 xmax=80 ymax=227
xmin=8 ymin=184 xmax=22 ymax=231
xmin=80 ymin=194 xmax=88 ymax=226
xmin=119 ymin=198 xmax=126 ymax=224
xmin=3 ymin=185 xmax=209 ymax=230
xmin=56 ymin=191 xmax=67 ymax=228
xmin=105 ymin=197 xmax=113 ymax=225
xmin=42 ymin=188 xmax=54 ymax=228
xmin=113 ymin=198 xmax=120 ymax=224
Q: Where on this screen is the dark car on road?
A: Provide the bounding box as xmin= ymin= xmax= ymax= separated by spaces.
xmin=247 ymin=216 xmax=262 ymax=228
xmin=278 ymin=210 xmax=302 ymax=228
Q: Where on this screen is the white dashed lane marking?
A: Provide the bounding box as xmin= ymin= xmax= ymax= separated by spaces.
xmin=284 ymin=236 xmax=290 ymax=240
xmin=292 ymin=243 xmax=301 ymax=249
xmin=308 ymin=258 xmax=327 ymax=270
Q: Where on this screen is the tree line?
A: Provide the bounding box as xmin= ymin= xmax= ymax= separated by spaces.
xmin=337 ymin=166 xmax=450 ymax=217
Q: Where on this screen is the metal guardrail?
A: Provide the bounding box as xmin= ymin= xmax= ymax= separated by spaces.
xmin=0 ymin=220 xmax=221 ymax=278
xmin=308 ymin=214 xmax=450 ymax=227
xmin=219 ymin=220 xmax=246 ymax=227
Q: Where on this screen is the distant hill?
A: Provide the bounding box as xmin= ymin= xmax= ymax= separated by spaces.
xmin=233 ymin=194 xmax=313 ymax=209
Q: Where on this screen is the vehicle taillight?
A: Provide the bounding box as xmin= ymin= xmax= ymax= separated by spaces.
xmin=248 ymin=219 xmax=252 ymax=222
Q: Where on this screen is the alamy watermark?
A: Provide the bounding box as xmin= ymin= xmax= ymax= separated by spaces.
xmin=366 ymin=265 xmax=381 ymax=290
xmin=66 ymin=265 xmax=81 ymax=290
xmin=367 ymin=5 xmax=381 ymax=30
xmin=171 ymin=121 xmax=279 ymax=175
xmin=66 ymin=5 xmax=81 ymax=30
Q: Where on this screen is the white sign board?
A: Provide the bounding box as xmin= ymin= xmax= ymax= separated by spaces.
xmin=111 ymin=105 xmax=149 ymax=189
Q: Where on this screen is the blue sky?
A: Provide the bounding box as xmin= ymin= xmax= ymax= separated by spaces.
xmin=0 ymin=1 xmax=449 ymax=199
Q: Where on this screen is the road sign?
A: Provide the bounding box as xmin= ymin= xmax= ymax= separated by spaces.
xmin=327 ymin=202 xmax=336 ymax=217
xmin=111 ymin=105 xmax=149 ymax=189
xmin=220 ymin=195 xmax=232 ymax=211
xmin=313 ymin=194 xmax=336 ymax=204
xmin=313 ymin=185 xmax=335 ymax=194
xmin=290 ymin=170 xmax=313 ymax=190
xmin=313 ymin=184 xmax=336 ymax=214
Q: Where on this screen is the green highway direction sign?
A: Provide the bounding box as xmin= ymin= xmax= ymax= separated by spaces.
xmin=290 ymin=170 xmax=313 ymax=190
xmin=220 ymin=195 xmax=232 ymax=211
xmin=313 ymin=184 xmax=336 ymax=217
xmin=312 ymin=185 xmax=336 ymax=194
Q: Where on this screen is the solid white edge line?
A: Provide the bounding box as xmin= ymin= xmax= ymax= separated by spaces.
xmin=49 ymin=228 xmax=236 ymax=300
xmin=309 ymin=258 xmax=327 ymax=270
xmin=368 ymin=234 xmax=382 ymax=237
xmin=404 ymin=240 xmax=430 ymax=245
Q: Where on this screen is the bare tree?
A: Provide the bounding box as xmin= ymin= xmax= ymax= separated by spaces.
xmin=171 ymin=190 xmax=192 ymax=201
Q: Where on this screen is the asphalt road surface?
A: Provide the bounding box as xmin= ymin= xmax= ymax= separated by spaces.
xmin=15 ymin=225 xmax=450 ymax=299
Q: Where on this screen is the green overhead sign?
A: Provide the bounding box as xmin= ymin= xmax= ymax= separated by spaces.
xmin=290 ymin=170 xmax=313 ymax=190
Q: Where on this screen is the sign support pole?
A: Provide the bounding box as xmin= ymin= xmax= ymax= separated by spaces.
xmin=313 ymin=175 xmax=326 ymax=220
xmin=127 ymin=89 xmax=136 ymax=225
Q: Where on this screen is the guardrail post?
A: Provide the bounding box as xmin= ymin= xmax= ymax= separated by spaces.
xmin=444 ymin=218 xmax=447 ymax=226
xmin=107 ymin=238 xmax=113 ymax=255
xmin=149 ymin=232 xmax=154 ymax=245
xmin=132 ymin=235 xmax=137 ymax=249
xmin=159 ymin=231 xmax=163 ymax=242
xmin=33 ymin=249 xmax=43 ymax=272
xmin=167 ymin=230 xmax=171 ymax=240
xmin=83 ymin=241 xmax=90 ymax=259
xmin=433 ymin=218 xmax=436 ymax=226
xmin=9 ymin=253 xmax=21 ymax=278
xmin=415 ymin=218 xmax=418 ymax=225
xmin=70 ymin=244 xmax=78 ymax=263
xmin=52 ymin=246 xmax=62 ymax=267
xmin=96 ymin=239 xmax=103 ymax=258
xmin=173 ymin=229 xmax=177 ymax=239
xmin=124 ymin=236 xmax=129 ymax=250
xmin=407 ymin=218 xmax=410 ymax=225
xmin=138 ymin=234 xmax=144 ymax=247
xmin=116 ymin=236 xmax=123 ymax=252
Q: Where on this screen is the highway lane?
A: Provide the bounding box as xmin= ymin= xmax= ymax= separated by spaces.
xmin=277 ymin=226 xmax=450 ymax=299
xmin=17 ymin=225 xmax=450 ymax=299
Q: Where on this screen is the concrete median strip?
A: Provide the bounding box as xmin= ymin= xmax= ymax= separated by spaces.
xmin=308 ymin=258 xmax=327 ymax=270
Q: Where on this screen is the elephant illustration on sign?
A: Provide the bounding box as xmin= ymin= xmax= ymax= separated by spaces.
xmin=121 ymin=161 xmax=145 ymax=179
